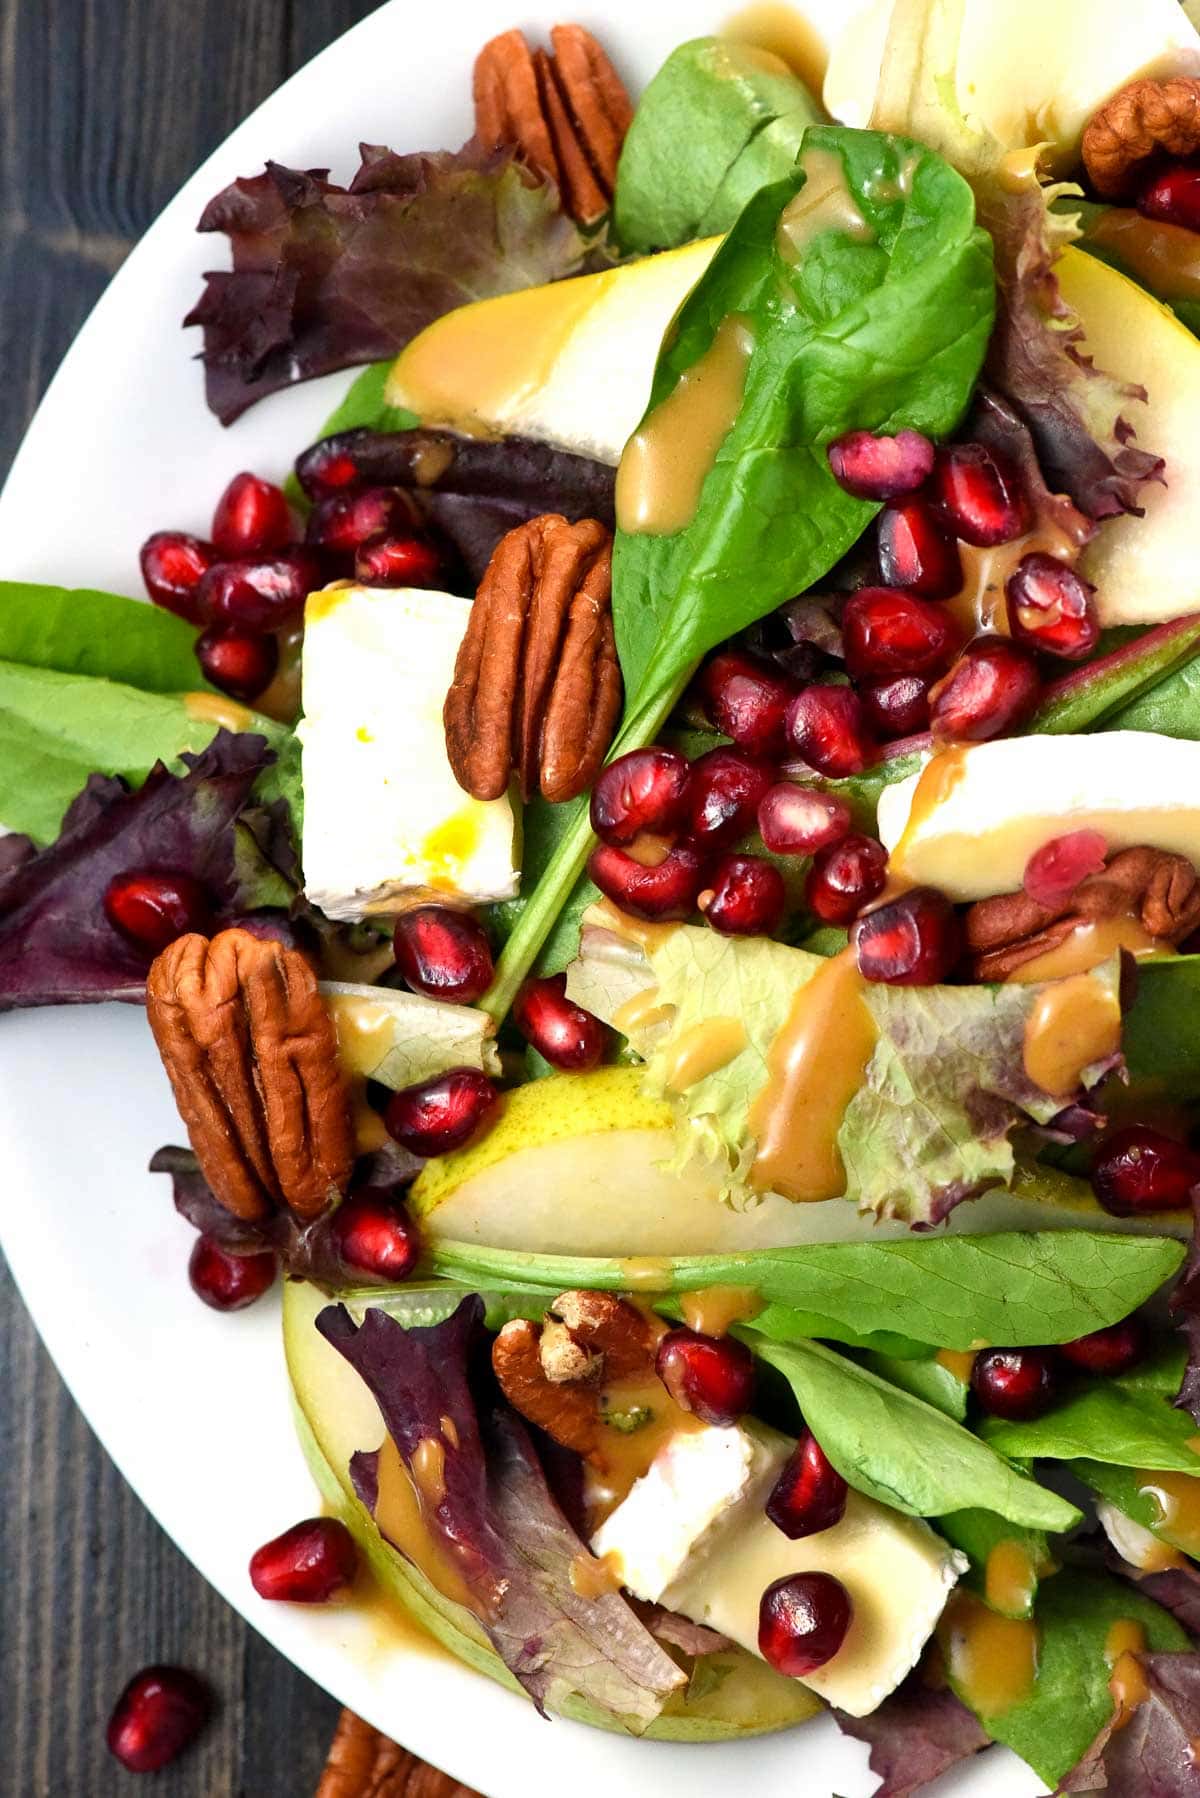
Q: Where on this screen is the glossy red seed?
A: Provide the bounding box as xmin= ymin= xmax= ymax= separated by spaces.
xmin=701 ymin=854 xmax=786 ymax=937
xmin=385 ymin=1066 xmax=500 ymax=1158
xmin=852 ymin=886 xmax=962 ymax=985
xmin=1023 ymin=830 xmax=1108 ymax=910
xmin=107 ymin=1667 xmax=210 ymax=1774
xmin=934 ymin=443 xmax=1028 ymax=547
xmin=306 ymin=487 xmax=411 ymax=556
xmin=588 ymin=840 xmax=706 ymax=920
xmin=104 ymin=869 xmax=212 ymax=951
xmin=355 ymin=534 xmax=443 ymax=588
xmin=199 ymin=549 xmax=320 ymax=633
xmin=331 ymin=1189 xmax=421 ymax=1281
xmin=295 ymin=434 xmax=366 ymax=498
xmin=757 ymin=783 xmax=851 ymax=856
xmin=249 ymin=1517 xmax=358 ymax=1603
xmin=685 ymin=748 xmax=774 ymax=848
xmin=1138 ymin=161 xmax=1200 ymax=232
xmin=1059 ymin=1317 xmax=1147 ymax=1378
xmin=758 ymin=1572 xmax=852 ymax=1678
xmin=860 ymin=673 xmax=932 ymax=739
xmin=766 ymin=1432 xmax=848 ymax=1540
xmin=1005 ymin=552 xmax=1100 ymax=660
xmin=140 ymin=530 xmax=216 ymax=624
xmin=877 ymin=499 xmax=964 ymax=598
xmin=1091 ymin=1125 xmax=1200 ymax=1216
xmin=195 ymin=625 xmax=279 ymax=702
xmin=786 ymin=685 xmax=876 ymax=778
xmin=827 ymin=428 xmax=934 ymax=501
xmin=971 ymin=1347 xmax=1058 ymax=1420
xmin=590 ymin=748 xmax=692 ymax=846
xmin=842 ymin=587 xmax=962 ymax=679
xmin=514 ymin=973 xmax=610 ymax=1071
xmin=656 ymin=1328 xmax=755 ymax=1427
xmin=188 ymin=1236 xmax=277 ymax=1311
xmin=393 ymin=906 xmax=493 ymax=1005
xmin=698 ymin=651 xmax=797 ymax=758
xmin=805 ymin=833 xmax=888 ymax=925
xmin=929 ymin=636 xmax=1041 ymax=742
xmin=211 ymin=471 xmax=293 ymax=558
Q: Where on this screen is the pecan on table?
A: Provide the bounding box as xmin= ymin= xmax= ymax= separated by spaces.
xmin=474 ymin=25 xmax=632 ymax=225
xmin=444 ymin=514 xmax=621 ymax=806
xmin=146 ymin=928 xmax=355 ymax=1222
xmin=1082 ymin=76 xmax=1200 ymax=199
xmin=492 ymin=1290 xmax=657 ymax=1456
xmin=316 ymin=1709 xmax=480 ymax=1798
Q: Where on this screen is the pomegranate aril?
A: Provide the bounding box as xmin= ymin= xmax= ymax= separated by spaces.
xmin=1005 ymin=552 xmax=1100 ymax=661
xmin=786 ymin=685 xmax=876 ymax=778
xmin=188 ymin=1235 xmax=277 ymax=1311
xmin=929 ymin=636 xmax=1040 ymax=743
xmin=385 ymin=1066 xmax=500 ymax=1158
xmin=698 ymin=651 xmax=797 ymax=758
xmin=249 ymin=1516 xmax=358 ymax=1603
xmin=759 ymin=1572 xmax=852 ymax=1678
xmin=199 ymin=548 xmax=320 ymax=633
xmin=1023 ymin=831 xmax=1108 ymax=910
xmin=685 ymin=748 xmax=774 ymax=848
xmin=852 ymin=886 xmax=961 ymax=985
xmin=355 ymin=533 xmax=442 ymax=588
xmin=877 ymin=499 xmax=963 ymax=599
xmin=140 ymin=530 xmax=215 ymax=624
xmin=590 ymin=747 xmax=692 ymax=846
xmin=842 ymin=587 xmax=962 ymax=679
xmin=1091 ymin=1125 xmax=1200 ymax=1216
xmin=1138 ymin=161 xmax=1200 ymax=232
xmin=758 ymin=783 xmax=851 ymax=856
xmin=655 ymin=1327 xmax=755 ymax=1427
xmin=971 ymin=1347 xmax=1058 ymax=1420
xmin=805 ymin=832 xmax=888 ymax=925
xmin=107 ymin=1667 xmax=210 ymax=1774
xmin=588 ymin=839 xmax=706 ymax=920
xmin=860 ymin=673 xmax=932 ymax=739
xmin=196 ymin=625 xmax=279 ymax=702
xmin=211 ymin=471 xmax=293 ymax=558
xmin=934 ymin=442 xmax=1028 ymax=547
xmin=766 ymin=1431 xmax=848 ymax=1539
xmin=104 ymin=869 xmax=212 ymax=952
xmin=514 ymin=973 xmax=610 ymax=1071
xmin=393 ymin=906 xmax=493 ymax=1005
xmin=1059 ymin=1316 xmax=1147 ymax=1377
xmin=827 ymin=428 xmax=934 ymax=501
xmin=701 ymin=853 xmax=786 ymax=937
xmin=331 ymin=1188 xmax=420 ymax=1281
xmin=306 ymin=486 xmax=412 ymax=557
xmin=295 ymin=432 xmax=367 ymax=498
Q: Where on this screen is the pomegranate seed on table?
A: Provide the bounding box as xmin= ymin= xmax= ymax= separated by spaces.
xmin=805 ymin=833 xmax=888 ymax=925
xmin=701 ymin=854 xmax=786 ymax=937
xmin=1023 ymin=831 xmax=1108 ymax=909
xmin=655 ymin=1328 xmax=755 ymax=1427
xmin=106 ymin=1666 xmax=210 ymax=1774
xmin=355 ymin=533 xmax=442 ymax=588
xmin=766 ymin=1432 xmax=848 ymax=1539
xmin=331 ymin=1189 xmax=421 ymax=1281
xmin=104 ymin=869 xmax=212 ymax=951
xmin=929 ymin=636 xmax=1041 ymax=742
xmin=1091 ymin=1125 xmax=1200 ymax=1216
xmin=188 ymin=1235 xmax=277 ymax=1311
xmin=698 ymin=650 xmax=797 ymax=757
xmin=759 ymin=1572 xmax=853 ymax=1677
xmin=1005 ymin=552 xmax=1100 ymax=660
xmin=199 ymin=549 xmax=320 ymax=633
xmin=590 ymin=747 xmax=692 ymax=846
xmin=971 ymin=1347 xmax=1059 ymax=1420
xmin=934 ymin=442 xmax=1028 ymax=546
xmin=758 ymin=783 xmax=851 ymax=856
xmin=786 ymin=685 xmax=876 ymax=778
xmin=685 ymin=748 xmax=774 ymax=848
xmin=139 ymin=531 xmax=215 ymax=624
xmin=852 ymin=887 xmax=962 ymax=985
xmin=211 ymin=471 xmax=293 ymax=558
xmin=842 ymin=587 xmax=962 ymax=678
xmin=385 ymin=1066 xmax=500 ymax=1158
xmin=195 ymin=624 xmax=279 ymax=702
xmin=827 ymin=428 xmax=934 ymax=500
xmin=877 ymin=499 xmax=963 ymax=598
xmin=588 ymin=840 xmax=706 ymax=920
xmin=306 ymin=486 xmax=412 ymax=557
xmin=1138 ymin=161 xmax=1200 ymax=232
xmin=295 ymin=433 xmax=366 ymax=498
xmin=1059 ymin=1317 xmax=1147 ymax=1377
xmin=514 ymin=973 xmax=610 ymax=1071
xmin=860 ymin=672 xmax=933 ymax=739
xmin=249 ymin=1517 xmax=358 ymax=1603
xmin=393 ymin=906 xmax=493 ymax=1005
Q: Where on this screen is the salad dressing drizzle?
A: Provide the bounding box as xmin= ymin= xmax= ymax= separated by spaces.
xmin=984 ymin=1539 xmax=1041 ymax=1617
xmin=612 ymin=988 xmax=673 ymax=1039
xmin=326 ymin=991 xmax=399 ymax=1150
xmin=617 ymin=1256 xmax=674 ymax=1291
xmin=183 ymin=690 xmax=255 ymax=732
xmin=938 ymin=1590 xmax=1038 ymax=1717
xmin=936 ymin=1348 xmax=978 ymax=1384
xmin=590 ymin=898 xmax=681 ymax=958
xmin=374 ymin=1436 xmax=475 ymax=1612
xmin=1008 ymin=913 xmax=1166 ymax=983
xmin=1135 ymin=1469 xmax=1200 ymax=1558
xmin=720 ymin=2 xmax=829 ymax=94
xmin=775 ymin=147 xmax=875 ymax=263
xmin=680 ymin=1285 xmax=762 ymax=1336
xmin=661 ymin=1017 xmax=748 ymax=1091
xmin=1021 ymin=971 xmax=1121 ymax=1098
xmin=945 ymin=520 xmax=1082 ymax=640
xmin=1087 ymin=209 xmax=1200 ymax=305
xmin=569 ymin=1548 xmax=623 ymax=1598
xmin=888 ymin=747 xmax=970 ymax=877
xmin=1105 ymin=1618 xmax=1150 ymax=1727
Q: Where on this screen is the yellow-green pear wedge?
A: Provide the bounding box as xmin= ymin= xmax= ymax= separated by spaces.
xmin=282 ymin=1279 xmax=821 ymax=1739
xmin=384 ymin=238 xmax=719 ymax=465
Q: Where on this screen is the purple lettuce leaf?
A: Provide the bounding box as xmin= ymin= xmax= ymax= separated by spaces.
xmin=1111 ymin=1553 xmax=1200 ymax=1645
xmin=187 ymin=146 xmax=592 ymax=425
xmin=1056 ymin=1655 xmax=1200 ymax=1796
xmin=316 ymin=1297 xmax=685 ymax=1727
xmin=833 ymin=1673 xmax=990 ymax=1798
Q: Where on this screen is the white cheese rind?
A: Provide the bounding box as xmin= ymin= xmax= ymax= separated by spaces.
xmin=298 ymin=586 xmax=520 ymax=920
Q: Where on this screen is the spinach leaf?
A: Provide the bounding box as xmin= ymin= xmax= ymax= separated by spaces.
xmin=937 ymin=1510 xmax=1050 ymax=1617
xmin=1108 ymin=653 xmax=1200 ymax=740
xmin=1070 ymin=1459 xmax=1185 ymax=1541
xmin=982 ymin=1378 xmax=1200 ymax=1472
xmin=1124 ymin=958 xmax=1200 ymax=1100
xmin=1032 ymin=613 xmax=1200 ymax=737
xmin=0 ymin=581 xmax=207 ymax=693
xmin=742 ymin=1332 xmax=1078 ymax=1529
xmin=865 ymin=1350 xmax=968 ymax=1420
xmin=284 ymin=362 xmax=420 ymax=506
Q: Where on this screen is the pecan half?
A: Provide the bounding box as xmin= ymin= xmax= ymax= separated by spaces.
xmin=146 ymin=928 xmax=354 ymax=1222
xmin=1083 ymin=77 xmax=1200 ymax=199
xmin=474 ymin=25 xmax=632 ymax=225
xmin=444 ymin=514 xmax=621 ymax=805
xmin=492 ymin=1291 xmax=657 ymax=1456
xmin=316 ymin=1709 xmax=479 ymax=1798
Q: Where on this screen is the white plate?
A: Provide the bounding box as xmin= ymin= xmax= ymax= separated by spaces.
xmin=0 ymin=4 xmax=1045 ymax=1793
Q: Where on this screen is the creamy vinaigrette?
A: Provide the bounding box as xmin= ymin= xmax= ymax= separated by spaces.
xmin=938 ymin=1590 xmax=1038 ymax=1716
xmin=776 ymin=146 xmax=875 ymax=263
xmin=721 ymin=1 xmax=829 ymax=93
xmin=1021 ymin=971 xmax=1121 ymax=1097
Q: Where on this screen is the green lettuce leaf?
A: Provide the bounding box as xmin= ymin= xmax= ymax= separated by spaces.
xmin=0 ymin=581 xmax=208 ymax=692
xmin=937 ymin=1510 xmax=1050 ymax=1618
xmin=321 ymin=982 xmax=500 ymax=1089
xmin=982 ymin=1368 xmax=1200 ymax=1473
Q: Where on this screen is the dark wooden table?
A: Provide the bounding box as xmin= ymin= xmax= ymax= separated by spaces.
xmin=0 ymin=5 xmax=387 ymax=1792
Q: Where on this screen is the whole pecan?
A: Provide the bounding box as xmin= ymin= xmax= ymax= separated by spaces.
xmin=492 ymin=1291 xmax=657 ymax=1456
xmin=444 ymin=514 xmax=622 ymax=805
xmin=316 ymin=1709 xmax=479 ymax=1798
xmin=146 ymin=928 xmax=355 ymax=1222
xmin=1083 ymin=76 xmax=1200 ymax=199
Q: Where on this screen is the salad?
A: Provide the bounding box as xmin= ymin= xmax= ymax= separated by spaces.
xmin=16 ymin=0 xmax=1200 ymax=1790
